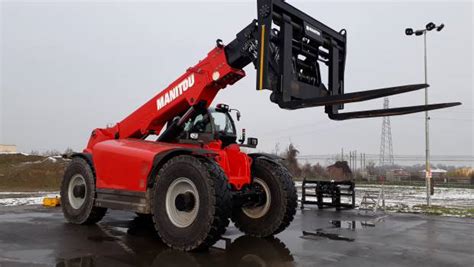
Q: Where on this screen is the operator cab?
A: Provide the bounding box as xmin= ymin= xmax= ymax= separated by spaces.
xmin=179 ymin=104 xmax=238 ymax=147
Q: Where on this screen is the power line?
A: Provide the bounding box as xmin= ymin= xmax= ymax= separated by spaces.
xmin=297 ymin=154 xmax=474 ymax=163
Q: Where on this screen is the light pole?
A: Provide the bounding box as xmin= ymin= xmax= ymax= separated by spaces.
xmin=405 ymin=22 xmax=444 ymax=206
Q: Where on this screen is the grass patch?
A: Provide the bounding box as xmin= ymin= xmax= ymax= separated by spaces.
xmin=412 ymin=205 xmax=474 ymax=218
xmin=385 ymin=203 xmax=474 ymax=218
xmin=0 ymin=154 xmax=67 ymax=191
xmin=356 ymin=181 xmax=474 ymax=189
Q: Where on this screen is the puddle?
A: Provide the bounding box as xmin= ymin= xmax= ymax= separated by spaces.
xmin=57 ymin=234 xmax=295 ymax=267
xmin=54 ymin=216 xmax=295 ymax=266
xmin=327 ymin=216 xmax=386 ymax=230
xmin=329 ymin=220 xmax=376 ymax=229
xmin=301 ymin=230 xmax=355 ymax=242
xmin=300 ymin=217 xmax=385 ymax=242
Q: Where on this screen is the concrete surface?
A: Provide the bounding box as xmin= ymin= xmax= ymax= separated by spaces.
xmin=0 ymin=206 xmax=473 ymax=266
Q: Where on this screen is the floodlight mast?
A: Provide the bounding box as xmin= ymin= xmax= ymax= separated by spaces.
xmin=405 ymin=22 xmax=445 ymax=207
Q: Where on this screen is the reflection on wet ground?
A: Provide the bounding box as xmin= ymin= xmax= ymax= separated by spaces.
xmin=330 ymin=220 xmax=375 ymax=229
xmin=301 ymin=230 xmax=355 ymax=242
xmin=1 ymin=206 xmax=473 ymax=266
xmin=55 ymin=215 xmax=294 ymax=267
xmin=87 ymin=235 xmax=119 ymax=242
xmin=300 ymin=216 xmax=386 ymax=243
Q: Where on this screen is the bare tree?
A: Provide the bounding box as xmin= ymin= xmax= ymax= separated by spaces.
xmin=311 ymin=163 xmax=328 ymax=178
xmin=63 ymin=147 xmax=75 ymax=155
xmin=300 ymin=162 xmax=312 ymax=179
xmin=42 ymin=150 xmax=61 ymax=157
xmin=282 ymin=143 xmax=301 ymax=178
xmin=366 ymin=161 xmax=377 ymax=175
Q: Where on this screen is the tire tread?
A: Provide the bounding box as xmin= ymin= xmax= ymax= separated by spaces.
xmin=232 ymin=158 xmax=297 ymax=237
xmin=150 ymin=155 xmax=231 ymax=251
xmin=60 ymin=157 xmax=107 ymax=225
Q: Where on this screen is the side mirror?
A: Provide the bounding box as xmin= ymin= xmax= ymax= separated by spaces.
xmin=230 ymin=108 xmax=241 ymax=121
xmin=237 ymin=131 xmax=258 ymax=148
xmin=247 ymin=137 xmax=258 ymax=148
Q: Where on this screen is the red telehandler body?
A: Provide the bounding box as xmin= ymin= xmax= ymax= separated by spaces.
xmin=61 ymin=0 xmax=460 ymax=251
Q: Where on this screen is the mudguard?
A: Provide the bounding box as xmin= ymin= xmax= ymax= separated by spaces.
xmin=147 ymin=147 xmax=217 ymax=188
xmin=248 ymin=152 xmax=284 ymax=165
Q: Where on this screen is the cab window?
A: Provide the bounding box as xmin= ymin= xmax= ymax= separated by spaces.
xmin=211 ymin=111 xmax=235 ymax=136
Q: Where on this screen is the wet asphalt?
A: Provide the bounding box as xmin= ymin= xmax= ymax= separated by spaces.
xmin=0 ymin=205 xmax=473 ymax=267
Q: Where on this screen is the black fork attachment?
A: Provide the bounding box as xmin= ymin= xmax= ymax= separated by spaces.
xmin=252 ymin=0 xmax=460 ymax=119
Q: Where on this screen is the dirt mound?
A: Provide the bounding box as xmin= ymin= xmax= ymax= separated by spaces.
xmin=0 ymin=154 xmax=68 ymax=191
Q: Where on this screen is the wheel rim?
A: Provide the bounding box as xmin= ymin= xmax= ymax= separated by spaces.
xmin=242 ymin=178 xmax=271 ymax=219
xmin=68 ymin=174 xmax=87 ymax=209
xmin=165 ymin=177 xmax=200 ymax=228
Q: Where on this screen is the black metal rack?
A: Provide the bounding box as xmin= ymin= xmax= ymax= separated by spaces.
xmin=252 ymin=0 xmax=460 ymax=119
xmin=300 ymin=179 xmax=355 ymax=210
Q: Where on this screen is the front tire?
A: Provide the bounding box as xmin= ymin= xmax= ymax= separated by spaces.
xmin=151 ymin=155 xmax=232 ymax=251
xmin=232 ymin=158 xmax=297 ymax=237
xmin=60 ymin=157 xmax=107 ymax=224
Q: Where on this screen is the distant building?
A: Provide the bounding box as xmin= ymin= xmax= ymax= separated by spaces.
xmin=386 ymin=168 xmax=411 ymax=182
xmin=0 ymin=144 xmax=17 ymax=153
xmin=327 ymin=161 xmax=353 ymax=181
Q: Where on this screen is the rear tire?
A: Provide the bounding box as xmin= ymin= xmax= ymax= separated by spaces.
xmin=232 ymin=158 xmax=297 ymax=237
xmin=151 ymin=155 xmax=232 ymax=251
xmin=60 ymin=157 xmax=107 ymax=224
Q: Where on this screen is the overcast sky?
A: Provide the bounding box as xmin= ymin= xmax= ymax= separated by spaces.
xmin=1 ymin=0 xmax=472 ymax=164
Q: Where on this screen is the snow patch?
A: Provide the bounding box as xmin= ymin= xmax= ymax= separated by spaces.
xmin=0 ymin=152 xmax=30 ymax=156
xmin=297 ymin=182 xmax=474 ymax=214
xmin=46 ymin=157 xmax=57 ymax=163
xmin=0 ymin=197 xmax=45 ymax=206
xmin=0 ymin=192 xmax=59 ymax=206
xmin=0 ymin=191 xmax=59 ymax=195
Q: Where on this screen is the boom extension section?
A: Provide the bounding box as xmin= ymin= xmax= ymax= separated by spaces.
xmin=226 ymin=0 xmax=460 ymax=120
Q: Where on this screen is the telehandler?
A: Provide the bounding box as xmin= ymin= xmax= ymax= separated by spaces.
xmin=61 ymin=0 xmax=460 ymax=251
